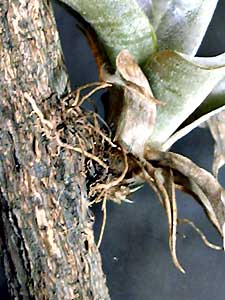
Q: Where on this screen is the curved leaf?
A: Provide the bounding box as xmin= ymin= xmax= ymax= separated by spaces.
xmin=144 ymin=148 xmax=225 ymax=247
xmin=208 ymin=112 xmax=225 ymax=177
xmin=192 ymin=76 xmax=225 ymax=120
xmin=162 ymin=103 xmax=225 ymax=151
xmin=162 ymin=54 xmax=225 ymax=150
xmin=151 ymin=0 xmax=218 ymax=56
xmin=144 ymin=50 xmax=225 ymax=148
xmin=60 ymin=0 xmax=157 ymax=65
xmin=186 ymin=52 xmax=225 ymax=67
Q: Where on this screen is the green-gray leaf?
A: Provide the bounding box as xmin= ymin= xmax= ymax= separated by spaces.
xmin=150 ymin=0 xmax=218 ymax=56
xmin=148 ymin=0 xmax=172 ymax=31
xmin=60 ymin=0 xmax=157 ymax=66
xmin=144 ymin=50 xmax=225 ymax=148
xmin=193 ymin=70 xmax=225 ymax=119
xmin=162 ymin=54 xmax=225 ymax=150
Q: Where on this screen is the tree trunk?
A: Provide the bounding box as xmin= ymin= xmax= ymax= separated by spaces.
xmin=0 ymin=0 xmax=110 ymax=299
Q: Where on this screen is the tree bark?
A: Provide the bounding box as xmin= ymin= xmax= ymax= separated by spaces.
xmin=0 ymin=0 xmax=110 ymax=299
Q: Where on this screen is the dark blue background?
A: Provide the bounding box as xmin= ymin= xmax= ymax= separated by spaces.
xmin=52 ymin=2 xmax=225 ymax=299
xmin=1 ymin=1 xmax=225 ymax=299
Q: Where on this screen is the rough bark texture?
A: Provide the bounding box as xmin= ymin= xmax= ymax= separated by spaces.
xmin=0 ymin=0 xmax=110 ymax=299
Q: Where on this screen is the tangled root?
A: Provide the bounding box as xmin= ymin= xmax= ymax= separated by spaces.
xmin=25 ymin=84 xmax=139 ymax=247
xmin=24 ymin=83 xmax=224 ymax=271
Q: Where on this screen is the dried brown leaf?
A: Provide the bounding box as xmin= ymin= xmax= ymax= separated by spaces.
xmin=208 ymin=111 xmax=225 ymax=177
xmin=178 ymin=218 xmax=222 ymax=251
xmin=154 ymin=168 xmax=185 ymax=273
xmin=102 ymin=50 xmax=158 ymax=157
xmin=145 ymin=148 xmax=225 ymax=248
xmin=116 ymin=49 xmax=154 ymax=98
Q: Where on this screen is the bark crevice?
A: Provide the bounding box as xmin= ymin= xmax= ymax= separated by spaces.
xmin=0 ymin=0 xmax=110 ymax=299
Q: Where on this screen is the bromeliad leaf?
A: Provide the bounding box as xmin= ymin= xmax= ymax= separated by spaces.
xmin=149 ymin=0 xmax=218 ymax=56
xmin=197 ymin=78 xmax=225 ymax=119
xmin=182 ymin=58 xmax=225 ymax=177
xmin=185 ymin=58 xmax=225 ymax=124
xmin=160 ymin=53 xmax=225 ymax=150
xmin=144 ymin=50 xmax=225 ymax=148
xmin=60 ymin=0 xmax=157 ymax=66
xmin=162 ymin=103 xmax=225 ymax=151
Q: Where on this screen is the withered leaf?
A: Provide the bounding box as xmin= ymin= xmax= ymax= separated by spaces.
xmin=114 ymin=87 xmax=157 ymax=157
xmin=144 ymin=148 xmax=225 ymax=248
xmin=208 ymin=111 xmax=225 ymax=178
xmin=154 ymin=167 xmax=185 ymax=273
xmin=103 ymin=49 xmax=158 ymax=157
xmin=116 ymin=49 xmax=154 ymax=98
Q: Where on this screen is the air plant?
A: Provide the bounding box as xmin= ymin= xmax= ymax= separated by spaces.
xmin=59 ymin=0 xmax=225 ymax=273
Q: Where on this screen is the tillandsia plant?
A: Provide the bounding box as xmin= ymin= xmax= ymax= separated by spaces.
xmin=58 ymin=0 xmax=225 ymax=273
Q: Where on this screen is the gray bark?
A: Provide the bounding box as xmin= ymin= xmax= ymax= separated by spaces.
xmin=0 ymin=0 xmax=110 ymax=299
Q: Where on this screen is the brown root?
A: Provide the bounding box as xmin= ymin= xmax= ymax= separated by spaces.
xmin=178 ymin=218 xmax=222 ymax=251
xmin=25 ymin=82 xmax=225 ymax=273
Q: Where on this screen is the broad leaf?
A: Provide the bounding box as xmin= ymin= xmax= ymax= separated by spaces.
xmin=186 ymin=63 xmax=225 ymax=177
xmin=144 ymin=50 xmax=225 ymax=148
xmin=161 ymin=54 xmax=225 ymax=150
xmin=162 ymin=103 xmax=225 ymax=151
xmin=187 ymin=65 xmax=225 ymax=124
xmin=60 ymin=0 xmax=157 ymax=65
xmin=181 ymin=78 xmax=225 ymax=128
xmin=150 ymin=0 xmax=218 ymax=56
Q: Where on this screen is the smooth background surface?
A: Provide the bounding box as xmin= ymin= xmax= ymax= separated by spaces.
xmin=1 ymin=1 xmax=225 ymax=299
